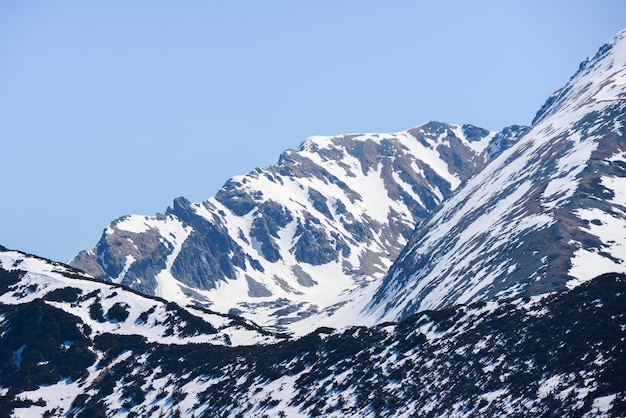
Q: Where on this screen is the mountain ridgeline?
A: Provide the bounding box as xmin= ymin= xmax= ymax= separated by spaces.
xmin=366 ymin=28 xmax=626 ymax=322
xmin=70 ymin=122 xmax=525 ymax=332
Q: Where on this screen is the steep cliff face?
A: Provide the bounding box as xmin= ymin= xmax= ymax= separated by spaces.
xmin=367 ymin=29 xmax=626 ymax=322
xmin=71 ymin=122 xmax=522 ymax=331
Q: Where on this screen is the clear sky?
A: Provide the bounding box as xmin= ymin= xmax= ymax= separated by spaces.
xmin=1 ymin=1 xmax=625 ymax=263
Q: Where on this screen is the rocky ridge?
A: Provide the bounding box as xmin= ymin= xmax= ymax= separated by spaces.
xmin=71 ymin=123 xmax=524 ymax=332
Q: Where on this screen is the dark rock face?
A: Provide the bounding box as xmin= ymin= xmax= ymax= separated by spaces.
xmin=292 ymin=218 xmax=341 ymax=265
xmin=214 ymin=179 xmax=261 ymax=216
xmin=245 ymin=275 xmax=273 ymax=297
xmin=168 ymin=199 xmax=247 ymax=289
xmin=291 ymin=265 xmax=317 ymax=287
xmin=249 ymin=200 xmax=292 ymax=263
xmin=485 ymin=125 xmax=529 ymax=159
xmin=72 ymin=217 xmax=171 ymax=295
xmin=69 ymin=250 xmax=105 ymax=279
xmin=307 ymin=188 xmax=333 ymax=219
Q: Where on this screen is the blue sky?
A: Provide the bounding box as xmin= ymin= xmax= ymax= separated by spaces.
xmin=1 ymin=1 xmax=625 ymax=262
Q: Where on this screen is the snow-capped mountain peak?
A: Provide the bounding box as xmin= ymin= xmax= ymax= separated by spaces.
xmin=70 ymin=122 xmax=522 ymax=333
xmin=533 ymin=28 xmax=626 ymax=125
xmin=366 ymin=29 xmax=626 ymax=322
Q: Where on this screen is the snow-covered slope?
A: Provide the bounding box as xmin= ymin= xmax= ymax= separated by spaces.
xmin=366 ymin=29 xmax=626 ymax=322
xmin=0 ymin=246 xmax=285 ymax=347
xmin=3 ymin=255 xmax=624 ymax=417
xmin=70 ymin=122 xmax=523 ymax=332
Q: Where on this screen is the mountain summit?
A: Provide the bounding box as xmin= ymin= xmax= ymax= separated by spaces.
xmin=70 ymin=122 xmax=521 ymax=332
xmin=366 ymin=29 xmax=626 ymax=322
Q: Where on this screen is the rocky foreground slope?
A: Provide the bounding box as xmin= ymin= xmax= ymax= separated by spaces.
xmin=1 ymin=246 xmax=625 ymax=417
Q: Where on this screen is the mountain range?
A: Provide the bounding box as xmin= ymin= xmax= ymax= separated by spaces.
xmin=1 ymin=28 xmax=625 ymax=417
xmin=69 ymin=120 xmax=526 ymax=333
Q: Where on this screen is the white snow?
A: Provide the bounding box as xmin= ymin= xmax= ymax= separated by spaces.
xmin=0 ymin=249 xmax=281 ymax=347
xmin=113 ymin=254 xmax=136 ymax=283
xmin=590 ymin=394 xmax=617 ymax=415
xmin=113 ymin=215 xmax=153 ymax=233
xmin=568 ymin=205 xmax=626 ymax=285
xmin=11 ymin=378 xmax=86 ymax=417
xmin=401 ymin=131 xmax=462 ymax=189
xmin=603 ymin=175 xmax=626 ymax=205
xmin=538 ymin=374 xmax=565 ymax=398
xmin=152 ymin=217 xmax=193 ymax=303
xmin=542 ymin=132 xmax=598 ymax=210
xmin=480 ymin=388 xmax=508 ymax=403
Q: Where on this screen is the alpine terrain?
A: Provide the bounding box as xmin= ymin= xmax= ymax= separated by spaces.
xmin=1 ymin=247 xmax=625 ymax=417
xmin=1 ymin=28 xmax=625 ymax=418
xmin=366 ymin=27 xmax=626 ymax=323
xmin=70 ymin=122 xmax=524 ymax=333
